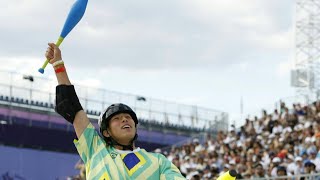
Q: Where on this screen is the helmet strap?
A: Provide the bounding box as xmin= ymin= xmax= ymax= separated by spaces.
xmin=105 ymin=130 xmax=138 ymax=151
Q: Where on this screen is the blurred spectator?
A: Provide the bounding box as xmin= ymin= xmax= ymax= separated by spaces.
xmin=304 ymin=161 xmax=317 ymax=174
xmin=74 ymin=159 xmax=86 ymax=180
xmin=251 ymin=163 xmax=268 ymax=179
xmin=159 ymin=101 xmax=320 ymax=179
xmin=294 ymin=156 xmax=304 ymax=175
xmin=242 ymin=171 xmax=251 ymax=179
xmin=276 ymin=166 xmax=290 ymax=180
xmin=287 ymin=154 xmax=296 ymax=175
xmin=271 ymin=157 xmax=281 ymax=177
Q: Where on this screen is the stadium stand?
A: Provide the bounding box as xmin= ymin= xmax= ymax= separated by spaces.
xmin=1 ymin=71 xmax=320 ymax=179
xmin=0 ymin=101 xmax=191 ymax=152
xmin=0 ymin=70 xmax=229 ymax=179
xmin=163 ymin=101 xmax=320 ymax=180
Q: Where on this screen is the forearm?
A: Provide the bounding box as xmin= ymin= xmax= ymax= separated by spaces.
xmin=46 ymin=43 xmax=90 ymax=138
xmin=53 ymin=63 xmax=71 ymax=85
xmin=53 ymin=65 xmax=90 ymax=138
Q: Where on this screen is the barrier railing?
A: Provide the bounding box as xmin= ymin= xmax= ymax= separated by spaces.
xmin=0 ymin=70 xmax=228 ymax=131
xmin=238 ymin=172 xmax=320 ymax=180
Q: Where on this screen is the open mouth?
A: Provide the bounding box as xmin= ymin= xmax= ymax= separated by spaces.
xmin=122 ymin=125 xmax=131 ymax=129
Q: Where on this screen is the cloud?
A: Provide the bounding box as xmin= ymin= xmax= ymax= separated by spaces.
xmin=0 ymin=1 xmax=297 ymax=123
xmin=0 ymin=0 xmax=294 ymax=71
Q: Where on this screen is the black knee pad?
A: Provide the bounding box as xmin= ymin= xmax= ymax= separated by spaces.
xmin=55 ymin=85 xmax=83 ymax=124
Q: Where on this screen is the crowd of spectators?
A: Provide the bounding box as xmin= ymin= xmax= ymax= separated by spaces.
xmin=158 ymin=102 xmax=320 ymax=179
xmin=69 ymin=101 xmax=320 ymax=179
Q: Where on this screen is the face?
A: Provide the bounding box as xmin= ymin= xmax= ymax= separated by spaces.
xmin=255 ymin=165 xmax=264 ymax=175
xmin=277 ymin=170 xmax=286 ymax=176
xmin=103 ymin=113 xmax=136 ymax=145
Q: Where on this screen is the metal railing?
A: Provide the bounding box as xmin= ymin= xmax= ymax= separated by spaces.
xmin=238 ymin=173 xmax=320 ymax=180
xmin=0 ymin=70 xmax=228 ymax=131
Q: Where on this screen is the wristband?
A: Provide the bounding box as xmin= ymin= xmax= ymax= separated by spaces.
xmin=55 ymin=67 xmax=66 ymax=74
xmin=52 ymin=60 xmax=64 ymax=67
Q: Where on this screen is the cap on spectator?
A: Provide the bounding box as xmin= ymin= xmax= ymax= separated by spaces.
xmin=283 ymin=127 xmax=292 ymax=133
xmin=224 ymin=164 xmax=230 ymax=169
xmin=269 ymin=134 xmax=275 ymax=139
xmin=304 ymin=161 xmax=316 ymax=167
xmin=272 ymin=157 xmax=281 ymax=163
xmin=229 ymin=159 xmax=236 ymax=165
xmin=305 ymin=137 xmax=312 ymax=144
xmin=184 ymin=156 xmax=190 ymax=160
xmin=223 ymin=139 xmax=230 ymax=144
xmin=304 ymin=121 xmax=311 ymax=129
xmin=294 ymin=124 xmax=303 ymax=131
xmin=210 ymin=163 xmax=217 ymax=168
xmin=301 ymin=151 xmax=308 ymax=156
xmin=295 ymin=156 xmax=302 ymax=162
xmin=308 ymin=148 xmax=317 ymax=155
xmin=277 ymin=166 xmax=287 ymax=173
xmin=236 ymin=141 xmax=243 ymax=147
xmin=193 ymin=138 xmax=199 ymax=143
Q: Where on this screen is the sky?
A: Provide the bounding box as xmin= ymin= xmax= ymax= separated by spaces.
xmin=0 ymin=0 xmax=297 ymax=127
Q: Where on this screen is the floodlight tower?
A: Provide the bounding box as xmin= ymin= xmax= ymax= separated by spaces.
xmin=292 ymin=0 xmax=320 ymax=102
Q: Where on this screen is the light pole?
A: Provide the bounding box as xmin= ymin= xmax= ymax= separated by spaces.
xmin=134 ymin=96 xmax=146 ymax=121
xmin=23 ymin=75 xmax=34 ymax=126
xmin=23 ymin=75 xmax=34 ymax=104
xmin=135 ymin=96 xmax=146 ymax=110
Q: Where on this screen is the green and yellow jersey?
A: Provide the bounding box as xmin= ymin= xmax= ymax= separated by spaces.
xmin=74 ymin=123 xmax=185 ymax=180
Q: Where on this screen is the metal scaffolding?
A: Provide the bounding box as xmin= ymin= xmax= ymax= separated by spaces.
xmin=292 ymin=0 xmax=320 ymax=102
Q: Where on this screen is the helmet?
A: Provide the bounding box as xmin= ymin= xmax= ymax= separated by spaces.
xmin=98 ymin=103 xmax=138 ymax=134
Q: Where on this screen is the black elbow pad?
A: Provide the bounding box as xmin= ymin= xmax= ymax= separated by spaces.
xmin=55 ymin=85 xmax=83 ymax=124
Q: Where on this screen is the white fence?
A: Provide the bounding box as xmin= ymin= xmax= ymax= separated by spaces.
xmin=0 ymin=70 xmax=228 ymax=131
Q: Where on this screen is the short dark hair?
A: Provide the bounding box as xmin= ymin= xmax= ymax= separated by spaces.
xmin=277 ymin=166 xmax=287 ymax=174
xmin=305 ymin=161 xmax=316 ymax=168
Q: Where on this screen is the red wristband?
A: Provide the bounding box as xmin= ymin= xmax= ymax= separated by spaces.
xmin=55 ymin=67 xmax=65 ymax=74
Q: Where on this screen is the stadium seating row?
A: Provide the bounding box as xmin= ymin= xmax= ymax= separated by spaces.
xmin=0 ymin=95 xmax=54 ymax=108
xmin=0 ymin=94 xmax=204 ymax=133
xmin=0 ymin=95 xmax=105 ymax=117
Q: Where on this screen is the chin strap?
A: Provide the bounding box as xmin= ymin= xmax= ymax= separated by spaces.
xmin=105 ymin=132 xmax=138 ymax=151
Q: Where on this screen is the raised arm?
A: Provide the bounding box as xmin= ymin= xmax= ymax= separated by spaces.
xmin=45 ymin=43 xmax=89 ymax=138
